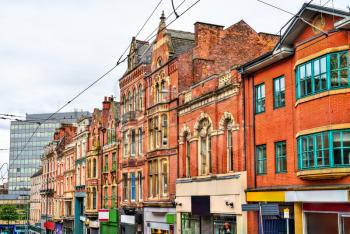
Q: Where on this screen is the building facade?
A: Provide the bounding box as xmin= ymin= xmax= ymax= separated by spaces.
xmin=8 ymin=112 xmax=89 ymax=196
xmin=143 ymin=13 xmax=196 ymax=234
xmin=175 ymin=20 xmax=278 ymax=234
xmin=100 ymin=97 xmax=120 ymax=234
xmin=29 ymin=168 xmax=42 ymax=234
xmin=74 ymin=117 xmax=90 ymax=234
xmin=119 ymin=37 xmax=150 ymax=234
xmin=239 ymin=4 xmax=350 ymax=234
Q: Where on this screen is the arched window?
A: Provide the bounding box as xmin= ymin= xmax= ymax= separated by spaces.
xmin=87 ymin=159 xmax=90 ymax=179
xmin=154 ymin=117 xmax=159 ymax=148
xmin=139 ymin=84 xmax=143 ymax=110
xmin=138 ymin=128 xmax=143 ymax=155
xmin=157 ymin=57 xmax=162 ymax=68
xmin=133 ymin=88 xmax=137 ymax=111
xmin=86 ymin=188 xmax=90 ymax=209
xmin=225 ymin=120 xmax=233 ymax=172
xmin=197 ymin=118 xmax=211 ymax=175
xmin=82 ymin=165 xmax=85 ymax=184
xmin=92 ymin=187 xmax=97 ymax=210
xmin=184 ymin=132 xmax=190 ymax=177
xmin=149 ymin=119 xmax=154 ymax=150
xmin=104 ymin=187 xmax=108 ymax=208
xmin=161 ymin=114 xmax=168 ymax=146
xmin=123 ymin=94 xmax=126 ymax=114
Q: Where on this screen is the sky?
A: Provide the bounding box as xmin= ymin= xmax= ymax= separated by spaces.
xmin=0 ymin=0 xmax=349 ymax=181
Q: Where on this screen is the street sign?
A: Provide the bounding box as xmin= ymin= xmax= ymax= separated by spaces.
xmin=242 ymin=203 xmax=279 ymax=215
xmin=98 ymin=209 xmax=109 ymax=222
xmin=284 ymin=208 xmax=290 ymax=219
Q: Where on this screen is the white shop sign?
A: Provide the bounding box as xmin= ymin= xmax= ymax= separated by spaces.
xmin=121 ymin=215 xmax=135 ymax=224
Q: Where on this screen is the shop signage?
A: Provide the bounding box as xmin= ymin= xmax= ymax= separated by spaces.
xmin=191 ymin=196 xmax=210 ymax=216
xmin=89 ymin=221 xmax=99 ymax=228
xmin=99 ymin=209 xmax=109 ymax=222
xmin=121 ymin=215 xmax=135 ymax=224
xmin=44 ymin=221 xmax=55 ymax=230
xmin=166 ymin=213 xmax=176 ymax=224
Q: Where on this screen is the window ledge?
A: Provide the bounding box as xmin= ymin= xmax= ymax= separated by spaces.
xmin=295 ymin=88 xmax=350 ymax=106
xmin=297 ymin=167 xmax=350 ymax=180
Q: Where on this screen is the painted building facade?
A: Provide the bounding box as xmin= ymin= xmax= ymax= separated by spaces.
xmin=100 ymin=97 xmax=121 ymax=234
xmin=29 ymin=168 xmax=43 ymax=234
xmin=239 ymin=4 xmax=350 ymax=234
xmin=74 ymin=117 xmax=90 ymax=234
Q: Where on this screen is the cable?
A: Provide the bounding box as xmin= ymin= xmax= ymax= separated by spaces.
xmin=257 ymin=0 xmax=328 ymax=35
xmin=7 ymin=0 xmax=201 ymax=186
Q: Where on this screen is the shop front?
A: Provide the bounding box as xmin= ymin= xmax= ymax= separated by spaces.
xmin=246 ymin=189 xmax=350 ymax=234
xmin=120 ymin=208 xmax=144 ymax=234
xmin=100 ymin=209 xmax=119 ymax=234
xmin=176 ymin=172 xmax=247 ymax=234
xmin=144 ymin=207 xmax=176 ymax=234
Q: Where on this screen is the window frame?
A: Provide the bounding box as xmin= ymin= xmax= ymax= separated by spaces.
xmin=255 ymin=83 xmax=265 ymax=114
xmin=256 ymin=144 xmax=267 ymax=175
xmin=275 ymin=141 xmax=287 ymax=173
xmin=296 ymin=51 xmax=349 ymax=99
xmin=273 ymin=76 xmax=285 ymax=109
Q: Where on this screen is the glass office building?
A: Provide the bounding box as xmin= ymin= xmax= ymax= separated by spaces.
xmin=8 ymin=112 xmax=90 ymax=195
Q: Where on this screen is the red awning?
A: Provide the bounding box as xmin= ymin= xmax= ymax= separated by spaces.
xmin=44 ymin=221 xmax=55 ymax=230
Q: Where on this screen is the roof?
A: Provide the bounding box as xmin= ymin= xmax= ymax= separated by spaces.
xmin=167 ymin=29 xmax=195 ymax=57
xmin=239 ymin=3 xmax=350 ymax=74
xmin=135 ymin=40 xmax=152 ymax=65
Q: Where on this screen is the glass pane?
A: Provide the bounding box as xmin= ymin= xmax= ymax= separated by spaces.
xmin=340 ymin=69 xmax=348 ymax=86
xmin=320 ymin=57 xmax=326 ymax=73
xmin=330 ymin=54 xmax=338 ymax=70
xmin=314 ymin=60 xmax=320 ymax=75
xmin=306 ymin=212 xmax=338 ymax=234
xmin=331 ymin=71 xmax=339 ymax=87
xmin=344 ymin=131 xmax=350 ymax=147
xmin=341 ymin=216 xmax=350 ymax=234
xmin=340 ymin=53 xmax=348 ymax=68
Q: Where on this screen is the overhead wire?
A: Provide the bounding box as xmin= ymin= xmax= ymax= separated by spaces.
xmin=3 ymin=0 xmax=202 ymax=183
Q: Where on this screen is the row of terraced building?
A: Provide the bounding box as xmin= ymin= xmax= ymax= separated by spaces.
xmin=30 ymin=4 xmax=350 ymax=234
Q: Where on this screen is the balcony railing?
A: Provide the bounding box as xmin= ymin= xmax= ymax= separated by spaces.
xmin=122 ymin=111 xmax=137 ymax=124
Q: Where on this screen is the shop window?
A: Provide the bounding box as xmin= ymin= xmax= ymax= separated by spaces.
xmin=256 ymin=145 xmax=266 ymax=175
xmin=181 ymin=213 xmax=200 ymax=234
xmin=298 ymin=129 xmax=350 ymax=170
xmin=273 ymin=76 xmax=285 ymax=108
xmin=296 ymin=51 xmax=349 ymax=99
xmin=213 ymin=215 xmax=237 ymax=234
xmin=255 ymin=83 xmax=265 ymax=114
xmin=275 ymin=141 xmax=287 ymax=173
xmin=305 ymin=212 xmax=338 ymax=234
xmin=130 ymin=172 xmax=136 ymax=201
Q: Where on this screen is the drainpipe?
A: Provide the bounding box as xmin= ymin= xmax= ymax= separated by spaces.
xmin=243 ymin=76 xmax=247 ymax=171
xmin=251 ymin=75 xmax=257 ymax=189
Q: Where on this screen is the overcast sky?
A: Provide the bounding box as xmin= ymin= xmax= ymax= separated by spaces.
xmin=0 ymin=0 xmax=349 ymax=181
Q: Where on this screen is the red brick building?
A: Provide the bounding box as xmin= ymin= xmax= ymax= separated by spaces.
xmin=143 ymin=12 xmax=195 ymax=234
xmin=119 ymin=37 xmax=151 ymax=233
xmin=175 ymin=20 xmax=278 ymax=234
xmin=239 ymin=4 xmax=350 ymax=234
xmin=100 ymin=97 xmax=120 ymax=233
xmin=85 ymin=108 xmax=103 ymax=233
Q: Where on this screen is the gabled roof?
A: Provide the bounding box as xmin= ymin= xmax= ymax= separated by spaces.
xmin=275 ymin=3 xmax=349 ymax=50
xmin=239 ymin=3 xmax=350 ymax=74
xmin=135 ymin=40 xmax=152 ymax=65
